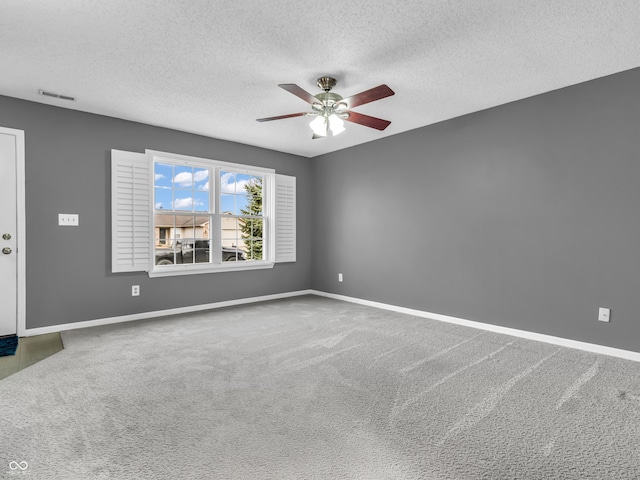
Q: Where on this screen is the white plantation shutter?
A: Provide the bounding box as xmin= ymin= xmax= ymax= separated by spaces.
xmin=111 ymin=150 xmax=150 ymax=272
xmin=274 ymin=174 xmax=296 ymax=263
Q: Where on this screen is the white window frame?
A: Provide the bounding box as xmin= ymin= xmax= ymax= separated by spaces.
xmin=146 ymin=150 xmax=276 ymax=278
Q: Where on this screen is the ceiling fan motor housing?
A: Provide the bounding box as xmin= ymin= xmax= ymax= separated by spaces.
xmin=313 ymin=91 xmax=347 ymax=118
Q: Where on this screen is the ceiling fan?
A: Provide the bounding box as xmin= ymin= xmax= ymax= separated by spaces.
xmin=256 ymin=76 xmax=395 ymax=139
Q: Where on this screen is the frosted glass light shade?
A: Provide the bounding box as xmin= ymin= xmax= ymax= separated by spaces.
xmin=310 ymin=114 xmax=345 ymax=137
xmin=309 ymin=115 xmax=327 ymax=136
xmin=328 ymin=115 xmax=345 ymax=135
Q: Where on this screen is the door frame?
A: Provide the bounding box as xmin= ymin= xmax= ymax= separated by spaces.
xmin=0 ymin=126 xmax=26 ymax=336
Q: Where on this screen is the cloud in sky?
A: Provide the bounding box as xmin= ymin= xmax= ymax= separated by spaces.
xmin=173 ymin=197 xmax=204 ymax=209
xmin=155 ymin=174 xmax=165 ymax=181
xmin=173 ymin=172 xmax=192 ymax=187
xmin=221 ymin=172 xmax=255 ymax=194
xmin=173 ymin=198 xmax=194 ymax=209
xmin=173 ymin=169 xmax=209 ymax=188
xmin=194 ymin=170 xmax=209 ymax=183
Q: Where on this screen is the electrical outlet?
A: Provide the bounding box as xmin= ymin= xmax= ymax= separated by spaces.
xmin=598 ymin=307 xmax=610 ymax=322
xmin=132 ymin=285 xmax=140 ymax=297
xmin=338 ymin=273 xmax=343 ymax=282
xmin=58 ymin=213 xmax=79 ymax=226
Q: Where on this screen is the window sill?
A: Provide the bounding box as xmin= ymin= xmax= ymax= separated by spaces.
xmin=147 ymin=261 xmax=275 ymax=278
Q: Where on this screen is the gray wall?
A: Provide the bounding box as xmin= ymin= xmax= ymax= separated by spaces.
xmin=312 ymin=67 xmax=640 ymax=353
xmin=3 ymin=66 xmax=640 ymax=352
xmin=0 ymin=95 xmax=312 ymax=329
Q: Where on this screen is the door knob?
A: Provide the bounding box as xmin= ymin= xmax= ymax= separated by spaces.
xmin=2 ymin=233 xmax=10 ymax=240
xmin=2 ymin=247 xmax=11 ymax=255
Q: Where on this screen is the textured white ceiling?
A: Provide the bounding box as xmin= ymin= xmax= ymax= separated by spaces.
xmin=1 ymin=1 xmax=639 ymax=158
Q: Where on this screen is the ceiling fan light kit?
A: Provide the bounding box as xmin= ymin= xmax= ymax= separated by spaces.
xmin=309 ymin=114 xmax=346 ymax=138
xmin=257 ymin=76 xmax=394 ymax=139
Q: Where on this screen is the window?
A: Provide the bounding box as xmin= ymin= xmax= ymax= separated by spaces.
xmin=158 ymin=227 xmax=169 ymax=245
xmin=111 ymin=149 xmax=295 ymax=276
xmin=153 ymin=161 xmax=214 ymax=268
xmin=219 ymin=170 xmax=264 ymax=261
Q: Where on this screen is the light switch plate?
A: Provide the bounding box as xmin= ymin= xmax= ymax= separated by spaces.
xmin=598 ymin=307 xmax=610 ymax=322
xmin=58 ymin=214 xmax=79 ymax=226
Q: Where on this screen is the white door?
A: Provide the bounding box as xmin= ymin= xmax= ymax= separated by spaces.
xmin=0 ymin=129 xmax=19 ymax=336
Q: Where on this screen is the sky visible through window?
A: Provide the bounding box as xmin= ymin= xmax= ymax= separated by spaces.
xmin=154 ymin=163 xmax=261 ymax=214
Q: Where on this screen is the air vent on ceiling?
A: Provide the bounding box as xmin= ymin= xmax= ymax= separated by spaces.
xmin=38 ymin=89 xmax=76 ymax=101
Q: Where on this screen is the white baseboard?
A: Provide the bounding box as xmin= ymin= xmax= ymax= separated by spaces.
xmin=23 ymin=290 xmax=315 ymax=337
xmin=24 ymin=288 xmax=640 ymax=363
xmin=310 ymin=290 xmax=640 ymax=363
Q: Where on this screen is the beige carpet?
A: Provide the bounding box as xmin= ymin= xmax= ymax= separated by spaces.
xmin=2 ymin=295 xmax=640 ymax=479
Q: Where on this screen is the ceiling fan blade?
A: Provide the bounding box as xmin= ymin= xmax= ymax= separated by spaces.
xmin=340 ymin=84 xmax=394 ymax=109
xmin=344 ymin=111 xmax=391 ymax=131
xmin=256 ymin=112 xmax=307 ymax=122
xmin=278 ymin=84 xmax=320 ymax=105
